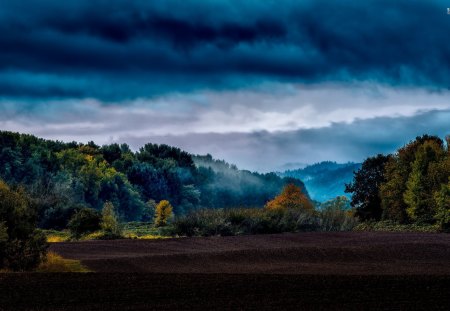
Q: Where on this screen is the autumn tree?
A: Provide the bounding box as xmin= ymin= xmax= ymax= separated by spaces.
xmin=154 ymin=200 xmax=174 ymax=227
xmin=345 ymin=154 xmax=391 ymax=221
xmin=265 ymin=184 xmax=313 ymax=212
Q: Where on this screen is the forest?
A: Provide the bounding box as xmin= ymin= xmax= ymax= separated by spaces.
xmin=0 ymin=130 xmax=304 ymax=230
xmin=345 ymin=135 xmax=450 ymax=231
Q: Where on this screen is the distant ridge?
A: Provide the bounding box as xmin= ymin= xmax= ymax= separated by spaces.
xmin=279 ymin=161 xmax=361 ymax=202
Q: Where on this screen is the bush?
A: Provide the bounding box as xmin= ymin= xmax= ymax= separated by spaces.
xmin=320 ymin=208 xmax=358 ymax=231
xmin=353 ymin=220 xmax=440 ymax=233
xmin=172 ymin=208 xmax=322 ymax=237
xmin=0 ymin=181 xmax=48 ymax=271
xmin=68 ymin=208 xmax=101 ymax=239
xmin=37 ymin=252 xmax=89 ymax=272
xmin=319 ymin=198 xmax=358 ymax=231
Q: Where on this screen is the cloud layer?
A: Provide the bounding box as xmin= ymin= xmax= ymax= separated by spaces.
xmin=0 ymin=1 xmax=449 ymax=171
xmin=1 ymin=83 xmax=449 ymax=171
xmin=0 ymin=0 xmax=449 ymax=100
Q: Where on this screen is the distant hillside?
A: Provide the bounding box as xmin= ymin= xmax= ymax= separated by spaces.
xmin=193 ymin=154 xmax=310 ymax=204
xmin=279 ymin=161 xmax=361 ymax=202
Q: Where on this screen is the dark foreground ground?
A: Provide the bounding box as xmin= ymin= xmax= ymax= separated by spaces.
xmin=1 ymin=232 xmax=449 ymax=310
xmin=1 ymin=274 xmax=449 ymax=310
xmin=50 ymin=231 xmax=450 ymax=274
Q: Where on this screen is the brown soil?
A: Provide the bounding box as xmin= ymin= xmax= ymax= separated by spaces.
xmin=1 ymin=232 xmax=449 ymax=310
xmin=50 ymin=231 xmax=450 ymax=274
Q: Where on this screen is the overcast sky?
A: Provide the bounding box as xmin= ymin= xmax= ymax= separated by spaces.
xmin=1 ymin=0 xmax=449 ymax=172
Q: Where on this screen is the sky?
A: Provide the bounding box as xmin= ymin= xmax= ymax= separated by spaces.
xmin=0 ymin=0 xmax=449 ymax=172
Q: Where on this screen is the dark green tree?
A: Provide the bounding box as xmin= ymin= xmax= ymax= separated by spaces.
xmin=68 ymin=207 xmax=101 ymax=239
xmin=0 ymin=180 xmax=47 ymax=271
xmin=101 ymin=201 xmax=122 ymax=238
xmin=345 ymin=154 xmax=391 ymax=221
xmin=404 ymin=140 xmax=446 ymax=223
xmin=434 ymin=181 xmax=450 ymax=232
xmin=380 ymin=135 xmax=444 ymax=223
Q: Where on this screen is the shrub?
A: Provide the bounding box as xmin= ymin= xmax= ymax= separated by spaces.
xmin=67 ymin=207 xmax=101 ymax=239
xmin=353 ymin=220 xmax=439 ymax=233
xmin=279 ymin=209 xmax=320 ymax=232
xmin=0 ymin=181 xmax=48 ymax=271
xmin=44 ymin=230 xmax=70 ymax=243
xmin=319 ymin=197 xmax=358 ymax=231
xmin=37 ymin=252 xmax=89 ymax=272
xmin=172 ymin=208 xmax=322 ymax=237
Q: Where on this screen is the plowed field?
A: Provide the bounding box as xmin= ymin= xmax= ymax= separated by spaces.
xmin=1 ymin=232 xmax=449 ymax=310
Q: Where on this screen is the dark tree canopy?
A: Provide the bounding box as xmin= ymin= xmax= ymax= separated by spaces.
xmin=0 ymin=180 xmax=47 ymax=271
xmin=345 ymin=154 xmax=391 ymax=221
xmin=347 ymin=135 xmax=450 ymax=229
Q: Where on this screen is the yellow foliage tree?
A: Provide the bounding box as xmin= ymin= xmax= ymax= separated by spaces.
xmin=154 ymin=200 xmax=173 ymax=227
xmin=265 ymin=184 xmax=314 ymax=212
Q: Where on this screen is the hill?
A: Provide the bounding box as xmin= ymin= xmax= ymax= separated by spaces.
xmin=193 ymin=154 xmax=309 ymax=207
xmin=0 ymin=131 xmax=305 ymax=229
xmin=279 ymin=161 xmax=361 ymax=202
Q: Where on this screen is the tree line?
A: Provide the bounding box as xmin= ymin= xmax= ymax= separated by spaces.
xmin=0 ymin=131 xmax=305 ymax=230
xmin=345 ymin=135 xmax=450 ymax=231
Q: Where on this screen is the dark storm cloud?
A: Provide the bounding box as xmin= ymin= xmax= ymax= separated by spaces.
xmin=0 ymin=0 xmax=449 ymax=99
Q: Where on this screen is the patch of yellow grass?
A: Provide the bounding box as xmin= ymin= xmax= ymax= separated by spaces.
xmin=79 ymin=231 xmax=105 ymax=240
xmin=139 ymin=234 xmax=168 ymax=239
xmin=47 ymin=235 xmax=67 ymax=243
xmin=123 ymin=232 xmax=168 ymax=240
xmin=37 ymin=252 xmax=90 ymax=272
xmin=44 ymin=230 xmax=70 ymax=243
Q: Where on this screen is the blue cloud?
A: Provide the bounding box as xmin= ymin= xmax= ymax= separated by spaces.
xmin=0 ymin=0 xmax=449 ymax=100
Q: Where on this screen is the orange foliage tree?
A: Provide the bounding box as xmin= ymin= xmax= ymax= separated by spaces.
xmin=265 ymin=184 xmax=314 ymax=211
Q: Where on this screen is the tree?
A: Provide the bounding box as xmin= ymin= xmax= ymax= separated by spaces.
xmin=68 ymin=207 xmax=101 ymax=238
xmin=404 ymin=140 xmax=445 ymax=223
xmin=434 ymin=181 xmax=450 ymax=232
xmin=142 ymin=199 xmax=157 ymax=222
xmin=0 ymin=180 xmax=47 ymax=271
xmin=154 ymin=200 xmax=173 ymax=227
xmin=319 ymin=196 xmax=351 ymax=211
xmin=380 ymin=135 xmax=444 ymax=223
xmin=379 ymin=158 xmax=409 ymax=223
xmin=265 ymin=184 xmax=313 ymax=212
xmin=345 ymin=154 xmax=391 ymax=221
xmin=101 ymin=201 xmax=122 ymax=237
